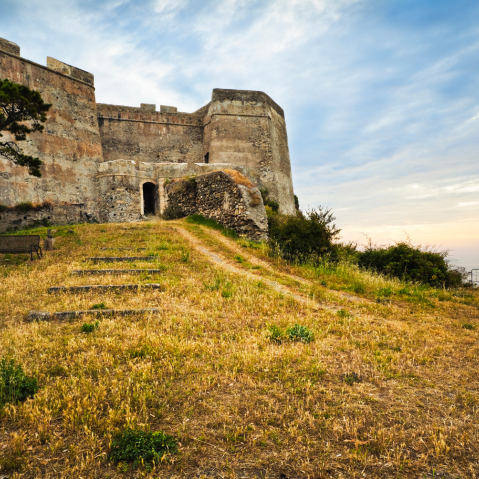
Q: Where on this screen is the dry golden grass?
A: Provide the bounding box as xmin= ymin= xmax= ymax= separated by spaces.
xmin=221 ymin=170 xmax=255 ymax=189
xmin=0 ymin=220 xmax=478 ymax=478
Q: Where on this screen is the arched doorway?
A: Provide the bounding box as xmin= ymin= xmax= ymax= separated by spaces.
xmin=143 ymin=182 xmax=156 ymax=215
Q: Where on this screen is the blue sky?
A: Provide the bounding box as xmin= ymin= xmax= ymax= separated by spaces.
xmin=1 ymin=0 xmax=478 ymax=270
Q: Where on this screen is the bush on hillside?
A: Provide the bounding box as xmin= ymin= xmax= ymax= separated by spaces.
xmin=357 ymin=241 xmax=466 ymax=288
xmin=109 ymin=428 xmax=178 ymax=467
xmin=0 ymin=358 xmax=38 ymax=407
xmin=267 ymin=206 xmax=341 ymax=263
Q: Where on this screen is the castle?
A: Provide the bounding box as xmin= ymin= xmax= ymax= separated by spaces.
xmin=0 ymin=37 xmax=295 ymax=235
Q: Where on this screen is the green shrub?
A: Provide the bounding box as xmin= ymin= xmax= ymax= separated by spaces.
xmin=0 ymin=358 xmax=38 ymax=407
xmin=286 ymin=324 xmax=314 ymax=343
xmin=181 ymin=249 xmax=190 ymax=263
xmin=109 ymin=428 xmax=178 ymax=467
xmin=81 ymin=321 xmax=99 ymax=333
xmin=268 ymin=207 xmax=341 ymax=263
xmin=357 ymin=241 xmax=466 ymax=288
xmin=161 ymin=202 xmax=184 ymax=220
xmin=267 ymin=325 xmax=284 ymax=343
xmin=462 ymin=323 xmax=475 ymax=330
xmin=259 ymin=188 xmax=279 ymax=212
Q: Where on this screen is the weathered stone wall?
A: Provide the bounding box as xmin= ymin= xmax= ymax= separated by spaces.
xmin=0 ymin=39 xmax=103 ymax=219
xmin=0 ymin=203 xmax=84 ymax=233
xmin=97 ymin=160 xmax=144 ymax=223
xmin=203 ymin=89 xmax=295 ymax=214
xmin=166 ymin=170 xmax=268 ymax=240
xmin=97 ymin=103 xmax=204 ymax=164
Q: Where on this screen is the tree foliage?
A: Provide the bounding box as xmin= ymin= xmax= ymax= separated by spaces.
xmin=0 ymin=78 xmax=51 ymax=177
xmin=357 ymin=240 xmax=466 ymax=288
xmin=268 ymin=206 xmax=341 ymax=262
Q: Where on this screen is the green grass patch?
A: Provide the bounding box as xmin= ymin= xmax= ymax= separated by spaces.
xmin=186 ymin=214 xmax=239 ymax=239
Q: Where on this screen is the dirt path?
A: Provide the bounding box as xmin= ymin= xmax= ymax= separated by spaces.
xmin=191 ymin=224 xmax=369 ymax=305
xmin=174 ymin=226 xmax=362 ymax=313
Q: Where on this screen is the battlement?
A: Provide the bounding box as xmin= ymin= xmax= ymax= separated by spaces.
xmin=0 ymin=37 xmax=20 ymax=56
xmin=46 ymin=57 xmax=94 ymax=86
xmin=212 ymin=88 xmax=284 ymax=118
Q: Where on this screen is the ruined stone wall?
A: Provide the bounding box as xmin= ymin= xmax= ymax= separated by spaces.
xmin=203 ymin=89 xmax=295 ymax=215
xmin=166 ymin=170 xmax=268 ymax=241
xmin=0 ymin=203 xmax=84 ymax=233
xmin=97 ymin=104 xmax=204 ymax=164
xmin=0 ymin=41 xmax=103 ymax=218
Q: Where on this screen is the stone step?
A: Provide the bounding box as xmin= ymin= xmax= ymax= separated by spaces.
xmin=49 ymin=284 xmax=163 ymax=294
xmin=71 ymin=269 xmax=164 ymax=276
xmin=27 ymin=308 xmax=161 ymax=322
xmin=85 ymin=257 xmax=157 ymax=262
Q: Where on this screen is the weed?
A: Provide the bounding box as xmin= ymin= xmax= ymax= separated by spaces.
xmin=234 ymin=254 xmax=245 ymax=263
xmin=81 ymin=321 xmax=99 ymax=333
xmin=221 ymin=288 xmax=233 ymax=298
xmin=267 ymin=325 xmax=284 ymax=343
xmin=342 ymin=372 xmax=362 ymax=385
xmin=91 ymin=302 xmax=107 ymax=310
xmin=0 ymin=358 xmax=38 ymax=407
xmin=286 ymin=324 xmax=314 ymax=343
xmin=109 ymin=428 xmax=178 ymax=467
xmin=462 ymin=323 xmax=475 ymax=330
xmin=204 ymin=277 xmax=221 ymax=291
xmin=181 ymin=250 xmax=190 ymax=263
xmin=336 ymin=309 xmax=351 ymax=318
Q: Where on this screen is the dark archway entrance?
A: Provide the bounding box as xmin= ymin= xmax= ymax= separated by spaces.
xmin=143 ymin=182 xmax=156 ymax=215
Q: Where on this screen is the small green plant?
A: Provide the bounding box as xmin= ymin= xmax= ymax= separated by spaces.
xmin=109 ymin=428 xmax=178 ymax=468
xmin=267 ymin=325 xmax=284 ymax=344
xmin=81 ymin=321 xmax=99 ymax=333
xmin=91 ymin=302 xmax=107 ymax=310
xmin=0 ymin=358 xmax=38 ymax=407
xmin=287 ymin=324 xmax=314 ymax=343
xmin=462 ymin=323 xmax=475 ymax=330
xmin=336 ymin=309 xmax=351 ymax=318
xmin=181 ymin=250 xmax=190 ymax=263
xmin=342 ymin=372 xmax=362 ymax=385
xmin=129 ymin=345 xmax=156 ymax=359
xmin=221 ymin=288 xmax=233 ymax=298
xmin=234 ymin=254 xmax=245 ymax=263
xmin=204 ymin=277 xmax=221 ymax=291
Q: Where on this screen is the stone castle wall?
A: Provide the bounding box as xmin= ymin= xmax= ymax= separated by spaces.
xmin=0 ymin=42 xmax=103 ymax=216
xmin=97 ymin=103 xmax=204 ymax=164
xmin=166 ymin=170 xmax=268 ymax=241
xmin=0 ymin=203 xmax=85 ymax=233
xmin=203 ymin=89 xmax=295 ymax=214
xmin=0 ymin=36 xmax=295 ymax=234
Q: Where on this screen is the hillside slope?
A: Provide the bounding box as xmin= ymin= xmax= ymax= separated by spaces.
xmin=0 ymin=220 xmax=478 ymax=478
